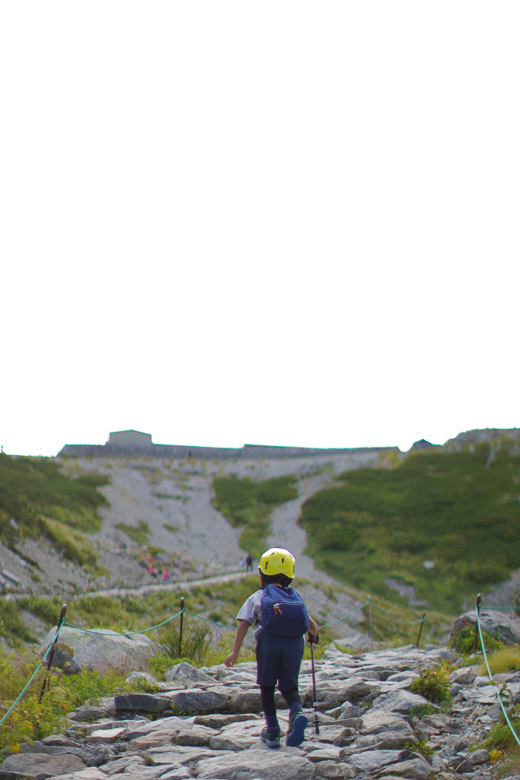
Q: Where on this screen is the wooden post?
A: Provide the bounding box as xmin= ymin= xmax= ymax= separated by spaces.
xmin=416 ymin=611 xmax=426 ymax=648
xmin=39 ymin=603 xmax=67 ymax=702
xmin=368 ymin=597 xmax=373 ymax=651
xmin=474 ymin=593 xmax=481 ymax=652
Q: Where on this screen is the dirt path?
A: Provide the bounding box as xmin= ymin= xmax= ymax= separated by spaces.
xmin=75 ymin=570 xmax=249 ymax=601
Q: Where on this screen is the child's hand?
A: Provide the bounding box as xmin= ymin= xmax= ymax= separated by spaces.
xmin=224 ymin=651 xmax=239 ymax=668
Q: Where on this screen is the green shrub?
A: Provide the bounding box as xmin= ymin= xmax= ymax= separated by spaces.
xmin=40 ymin=518 xmax=98 ymax=569
xmin=0 ymin=651 xmax=152 ymax=753
xmin=299 ymin=444 xmax=520 ymax=613
xmin=212 ymin=475 xmax=297 ymax=558
xmin=154 ymin=620 xmax=211 ymax=666
xmin=410 ymin=663 xmax=452 ymax=704
xmin=409 ymin=702 xmax=437 ymax=719
xmin=0 ymin=454 xmax=107 ymax=547
xmin=115 ymin=519 xmax=150 ymax=545
xmin=449 ymin=625 xmax=504 ymax=656
xmin=404 ymin=738 xmax=435 ymax=759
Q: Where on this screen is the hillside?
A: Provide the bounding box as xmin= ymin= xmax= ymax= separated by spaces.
xmin=0 ymin=428 xmax=519 ymax=649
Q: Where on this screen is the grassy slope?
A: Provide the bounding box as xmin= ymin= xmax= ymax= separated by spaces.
xmin=299 ymin=441 xmax=520 ymax=613
xmin=211 ymin=474 xmax=298 ymax=557
xmin=0 ymin=452 xmax=109 ymax=565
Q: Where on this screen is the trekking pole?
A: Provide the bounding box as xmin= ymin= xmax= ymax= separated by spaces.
xmin=178 ymin=597 xmax=185 ymax=658
xmin=309 ymin=636 xmax=320 ymax=735
xmin=39 ymin=603 xmax=67 ymax=703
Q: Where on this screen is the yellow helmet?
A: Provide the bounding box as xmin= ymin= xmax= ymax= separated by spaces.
xmin=259 ymin=548 xmax=296 ymax=579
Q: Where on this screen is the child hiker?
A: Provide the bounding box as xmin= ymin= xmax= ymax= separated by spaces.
xmin=224 ymin=547 xmax=319 ymax=749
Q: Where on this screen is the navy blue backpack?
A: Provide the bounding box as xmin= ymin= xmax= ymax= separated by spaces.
xmin=260 ymin=584 xmax=309 ymax=637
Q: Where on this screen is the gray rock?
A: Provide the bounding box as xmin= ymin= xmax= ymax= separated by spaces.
xmin=0 ymin=752 xmax=87 ymax=779
xmin=349 ymin=749 xmax=407 ymax=772
xmin=196 ymin=749 xmax=314 ymax=779
xmin=176 ymin=724 xmax=218 ymax=746
xmin=144 ymin=746 xmax=222 ymax=765
xmin=194 ymin=713 xmax=261 ymax=729
xmin=165 ymin=661 xmax=216 ymax=686
xmin=449 ymin=610 xmax=520 ymax=646
xmin=124 ymin=715 xmax=189 ymax=740
xmin=371 ymin=688 xmax=428 ymax=714
xmin=159 ymin=767 xmax=193 ymax=780
xmin=347 ymin=730 xmax=414 ymax=752
xmin=229 ymin=690 xmax=263 ymax=713
xmin=361 ymin=711 xmax=414 ymax=735
xmin=39 ymin=626 xmax=157 ymax=674
xmin=306 ymin=746 xmax=342 ymax=762
xmin=114 ymin=692 xmax=173 ymax=716
xmin=51 ymin=770 xmax=107 ymax=780
xmin=164 ymin=687 xmax=229 ymax=714
xmin=68 ymin=704 xmax=112 ymax=722
xmin=466 ymin=749 xmax=489 ymax=765
xmin=312 ymin=761 xmax=355 ymax=779
xmin=377 ymin=757 xmax=434 ymax=778
xmin=449 ymin=666 xmax=479 ymax=685
xmin=125 ymin=670 xmax=160 ymax=686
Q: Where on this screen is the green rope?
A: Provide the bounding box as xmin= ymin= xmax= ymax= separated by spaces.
xmin=63 ymin=608 xmax=184 ymax=637
xmin=0 ymin=631 xmax=56 ymax=726
xmin=476 ymin=604 xmax=520 ymax=749
xmin=318 ymin=601 xmax=369 ymax=629
xmin=370 ymin=601 xmax=424 ymax=625
xmin=183 ymin=609 xmax=236 ymax=631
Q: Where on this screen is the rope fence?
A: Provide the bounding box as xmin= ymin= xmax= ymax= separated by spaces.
xmin=475 ymin=594 xmax=520 ymax=749
xmin=0 ymin=589 xmax=432 ymax=720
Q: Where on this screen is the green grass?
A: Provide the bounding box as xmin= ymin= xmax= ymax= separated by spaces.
xmin=115 ymin=519 xmax=150 ymax=545
xmin=478 ymin=647 xmax=520 ymax=676
xmin=0 ymin=454 xmax=108 ymax=551
xmin=0 ymin=650 xmax=157 ymax=754
xmin=211 ymin=475 xmax=298 ymax=558
xmin=299 ymin=442 xmax=520 ymax=613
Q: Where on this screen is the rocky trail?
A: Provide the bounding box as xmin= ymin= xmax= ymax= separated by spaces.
xmin=1 ymin=636 xmax=512 ymax=780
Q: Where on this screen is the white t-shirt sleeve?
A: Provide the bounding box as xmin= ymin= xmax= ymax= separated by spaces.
xmin=236 ymin=589 xmax=263 ymax=625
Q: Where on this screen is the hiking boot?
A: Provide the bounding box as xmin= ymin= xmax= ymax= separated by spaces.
xmin=260 ymin=726 xmax=281 ymax=749
xmin=285 ymin=710 xmax=308 ymax=747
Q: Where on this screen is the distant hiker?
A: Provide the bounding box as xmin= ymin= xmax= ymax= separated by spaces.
xmin=239 ymin=558 xmax=245 ymax=568
xmin=245 ymin=553 xmax=253 ymax=572
xmin=224 ymin=547 xmax=318 ymax=749
xmin=163 ymin=570 xmax=171 ymax=583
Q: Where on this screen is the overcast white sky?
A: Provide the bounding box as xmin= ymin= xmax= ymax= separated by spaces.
xmin=1 ymin=2 xmax=518 ymax=458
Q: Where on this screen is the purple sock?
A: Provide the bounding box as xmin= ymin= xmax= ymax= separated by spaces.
xmin=289 ymin=704 xmax=302 ymax=717
xmin=266 ymin=715 xmax=279 ymax=729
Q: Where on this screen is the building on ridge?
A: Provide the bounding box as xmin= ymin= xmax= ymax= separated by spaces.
xmin=107 ymin=430 xmax=152 ymax=447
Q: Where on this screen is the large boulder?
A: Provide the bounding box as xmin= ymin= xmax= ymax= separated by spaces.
xmin=39 ymin=626 xmax=158 ymax=674
xmin=0 ymin=752 xmax=87 ymax=779
xmin=449 ymin=609 xmax=520 ymax=646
